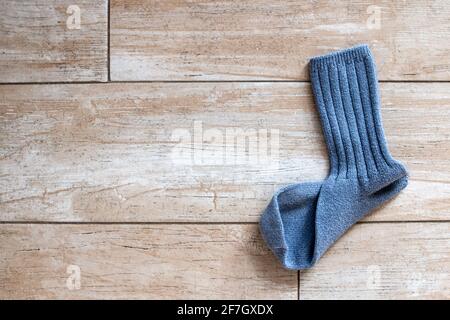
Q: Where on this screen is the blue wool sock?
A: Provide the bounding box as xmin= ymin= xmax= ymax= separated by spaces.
xmin=260 ymin=45 xmax=408 ymax=270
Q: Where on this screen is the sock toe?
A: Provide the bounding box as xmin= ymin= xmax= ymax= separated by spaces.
xmin=259 ymin=182 xmax=322 ymax=269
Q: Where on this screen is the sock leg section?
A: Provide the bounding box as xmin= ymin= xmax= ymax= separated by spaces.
xmin=309 ymin=44 xmax=408 ymax=193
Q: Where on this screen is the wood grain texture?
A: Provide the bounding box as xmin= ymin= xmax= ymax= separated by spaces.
xmin=0 ymin=0 xmax=108 ymax=82
xmin=299 ymin=223 xmax=450 ymax=300
xmin=1 ymin=83 xmax=449 ymax=222
xmin=110 ymin=0 xmax=450 ymax=81
xmin=0 ymin=224 xmax=296 ymax=299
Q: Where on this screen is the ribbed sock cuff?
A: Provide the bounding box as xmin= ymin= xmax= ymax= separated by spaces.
xmin=309 ymin=45 xmax=372 ymax=70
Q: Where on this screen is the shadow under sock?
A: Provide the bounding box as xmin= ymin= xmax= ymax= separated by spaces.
xmin=260 ymin=45 xmax=408 ymax=270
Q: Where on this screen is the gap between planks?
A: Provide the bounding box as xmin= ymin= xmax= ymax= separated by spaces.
xmin=107 ymin=0 xmax=111 ymax=82
xmin=0 ymin=221 xmax=449 ymax=225
xmin=2 ymin=80 xmax=450 ymax=85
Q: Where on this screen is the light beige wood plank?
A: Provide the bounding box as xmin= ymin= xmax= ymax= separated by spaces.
xmin=0 ymin=0 xmax=108 ymax=82
xmin=110 ymin=0 xmax=450 ymax=81
xmin=0 ymin=224 xmax=296 ymax=299
xmin=1 ymin=83 xmax=449 ymax=222
xmin=299 ymin=222 xmax=450 ymax=300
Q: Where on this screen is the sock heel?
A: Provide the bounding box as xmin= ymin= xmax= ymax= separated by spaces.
xmin=363 ymin=163 xmax=408 ymax=195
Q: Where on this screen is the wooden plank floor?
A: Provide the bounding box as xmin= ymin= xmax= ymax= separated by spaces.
xmin=1 ymin=83 xmax=450 ymax=222
xmin=0 ymin=224 xmax=297 ymax=299
xmin=0 ymin=0 xmax=108 ymax=82
xmin=110 ymin=0 xmax=450 ymax=81
xmin=0 ymin=0 xmax=449 ymax=299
